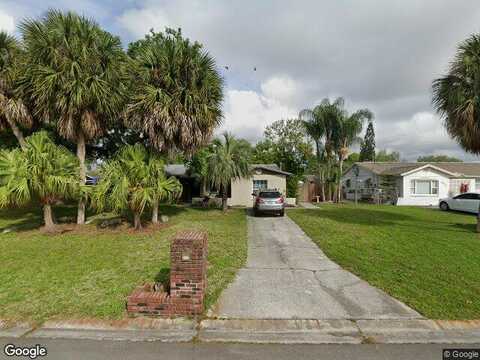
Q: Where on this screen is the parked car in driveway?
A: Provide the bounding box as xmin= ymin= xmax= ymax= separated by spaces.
xmin=439 ymin=192 xmax=480 ymax=213
xmin=253 ymin=189 xmax=285 ymax=217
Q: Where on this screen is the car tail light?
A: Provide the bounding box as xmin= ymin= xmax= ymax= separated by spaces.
xmin=256 ymin=197 xmax=264 ymax=204
xmin=276 ymin=197 xmax=284 ymax=204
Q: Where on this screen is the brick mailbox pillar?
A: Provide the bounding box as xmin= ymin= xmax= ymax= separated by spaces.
xmin=127 ymin=231 xmax=208 ymax=317
xmin=169 ymin=231 xmax=208 ymax=314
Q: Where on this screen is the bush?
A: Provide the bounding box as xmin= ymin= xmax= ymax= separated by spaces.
xmin=286 ymin=175 xmax=301 ymax=198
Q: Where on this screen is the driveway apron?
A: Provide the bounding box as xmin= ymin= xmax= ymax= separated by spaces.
xmin=209 ymin=212 xmax=421 ymax=320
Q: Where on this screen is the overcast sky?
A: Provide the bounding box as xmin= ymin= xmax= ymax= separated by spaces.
xmin=2 ymin=1 xmax=480 ymax=160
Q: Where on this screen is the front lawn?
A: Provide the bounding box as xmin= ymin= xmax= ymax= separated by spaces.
xmin=288 ymin=204 xmax=480 ymax=319
xmin=0 ymin=206 xmax=247 ymax=323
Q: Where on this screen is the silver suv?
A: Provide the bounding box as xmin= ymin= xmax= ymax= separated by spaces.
xmin=252 ymin=189 xmax=285 ymax=217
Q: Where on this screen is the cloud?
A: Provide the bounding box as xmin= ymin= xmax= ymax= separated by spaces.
xmin=260 ymin=75 xmax=300 ymax=107
xmin=0 ymin=9 xmax=14 ymax=33
xmin=111 ymin=1 xmax=480 ymax=160
xmin=220 ymin=86 xmax=298 ymax=142
xmin=117 ymin=7 xmax=172 ymax=39
xmin=376 ymin=112 xmax=470 ymax=160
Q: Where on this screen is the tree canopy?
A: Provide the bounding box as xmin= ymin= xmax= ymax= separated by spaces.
xmin=376 ymin=150 xmax=401 ymax=162
xmin=417 ymin=154 xmax=462 ymax=162
xmin=205 ymin=133 xmax=250 ymax=211
xmin=359 ymin=121 xmax=376 ymax=162
xmin=433 ymin=34 xmax=480 ymax=154
xmin=0 ymin=131 xmax=79 ymax=231
xmin=126 ymin=28 xmax=223 ymax=155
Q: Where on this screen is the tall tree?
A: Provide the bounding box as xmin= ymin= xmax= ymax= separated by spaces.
xmin=0 ymin=131 xmax=79 ymax=232
xmin=0 ymin=31 xmax=33 ymax=149
xmin=126 ymin=29 xmax=223 ymax=156
xmin=19 ymin=10 xmax=128 ymax=224
xmin=432 ymin=33 xmax=480 ymax=232
xmin=300 ymin=98 xmax=347 ymax=201
xmin=205 ymin=133 xmax=250 ymax=212
xmin=359 ymin=121 xmax=376 ymax=162
xmin=261 ymin=119 xmax=312 ymax=175
xmin=251 ymin=139 xmax=278 ymax=165
xmin=333 ymin=108 xmax=373 ymax=202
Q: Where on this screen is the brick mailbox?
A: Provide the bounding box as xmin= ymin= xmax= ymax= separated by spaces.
xmin=127 ymin=231 xmax=208 ymax=317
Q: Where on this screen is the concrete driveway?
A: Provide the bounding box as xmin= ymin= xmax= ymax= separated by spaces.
xmin=209 ymin=211 xmax=421 ymax=320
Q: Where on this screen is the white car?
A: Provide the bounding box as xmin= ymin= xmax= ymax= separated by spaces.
xmin=439 ymin=192 xmax=480 ymax=214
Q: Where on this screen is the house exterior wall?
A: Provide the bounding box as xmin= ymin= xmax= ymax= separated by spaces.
xmin=228 ymin=172 xmax=287 ymax=207
xmin=341 ymin=164 xmax=480 ymax=206
xmin=342 ymin=166 xmax=379 ymax=200
xmin=448 ymin=178 xmax=476 ymax=197
xmin=397 ymin=168 xmax=450 ymax=206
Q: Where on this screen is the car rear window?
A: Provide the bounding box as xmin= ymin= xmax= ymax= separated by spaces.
xmin=259 ymin=191 xmax=281 ymax=198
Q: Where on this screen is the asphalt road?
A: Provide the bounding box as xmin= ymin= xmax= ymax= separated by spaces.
xmin=1 ymin=338 xmax=478 ymax=360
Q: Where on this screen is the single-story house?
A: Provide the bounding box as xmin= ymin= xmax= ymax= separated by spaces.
xmin=341 ymin=162 xmax=480 ymax=206
xmin=165 ymin=163 xmax=293 ymax=207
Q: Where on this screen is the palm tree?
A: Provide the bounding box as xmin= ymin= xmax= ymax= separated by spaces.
xmin=18 ymin=10 xmax=128 ymax=224
xmin=206 ymin=133 xmax=250 ymax=212
xmin=0 ymin=31 xmax=33 ymax=149
xmin=91 ymin=144 xmax=180 ymax=230
xmin=147 ymin=156 xmax=182 ymax=224
xmin=300 ymin=98 xmax=344 ymax=201
xmin=0 ymin=131 xmax=79 ymax=232
xmin=333 ymin=110 xmax=373 ymax=202
xmin=433 ymin=33 xmax=480 ymax=232
xmin=126 ymin=28 xmax=223 ymax=156
xmin=186 ymin=147 xmax=211 ymax=196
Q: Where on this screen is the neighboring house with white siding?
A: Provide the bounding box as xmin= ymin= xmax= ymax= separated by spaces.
xmin=341 ymin=162 xmax=480 ymax=206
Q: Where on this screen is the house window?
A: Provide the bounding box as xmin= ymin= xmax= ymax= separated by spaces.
xmin=410 ymin=180 xmax=439 ymax=195
xmin=346 ymin=179 xmax=351 ymax=188
xmin=253 ymin=180 xmax=268 ymax=192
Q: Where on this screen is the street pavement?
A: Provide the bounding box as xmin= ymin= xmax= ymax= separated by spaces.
xmin=1 ymin=338 xmax=478 ymax=360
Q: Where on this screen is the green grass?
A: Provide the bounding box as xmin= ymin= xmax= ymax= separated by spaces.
xmin=288 ymin=204 xmax=480 ymax=320
xmin=0 ymin=205 xmax=247 ymax=323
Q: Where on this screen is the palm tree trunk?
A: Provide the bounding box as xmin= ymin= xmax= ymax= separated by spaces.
xmin=325 ymin=157 xmax=331 ymax=201
xmin=152 ymin=199 xmax=159 ymax=224
xmin=134 ymin=211 xmax=142 ymax=230
xmin=6 ymin=118 xmax=27 ymax=150
xmin=43 ymin=203 xmax=55 ymax=231
xmin=315 ymin=141 xmax=325 ymax=202
xmin=337 ymin=157 xmax=344 ymax=203
xmin=77 ymin=131 xmax=86 ymax=225
xmin=222 ymin=188 xmax=228 ymax=212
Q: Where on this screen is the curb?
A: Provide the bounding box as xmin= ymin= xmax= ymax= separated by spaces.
xmin=0 ymin=320 xmax=33 ymax=338
xmin=199 ymin=319 xmax=361 ymax=344
xmin=198 ymin=319 xmax=480 ymax=344
xmin=1 ymin=318 xmax=196 ymax=342
xmin=1 ymin=318 xmax=480 ymax=344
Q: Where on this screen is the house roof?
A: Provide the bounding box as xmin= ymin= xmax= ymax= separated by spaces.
xmin=348 ymin=162 xmax=480 ymax=177
xmin=251 ymin=164 xmax=292 ymax=176
xmin=164 ymin=163 xmax=292 ymax=178
xmin=165 ymin=164 xmax=188 ymax=177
